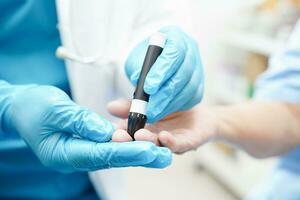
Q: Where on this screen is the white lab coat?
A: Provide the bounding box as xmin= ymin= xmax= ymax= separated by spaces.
xmin=55 ymin=0 xmax=192 ymax=199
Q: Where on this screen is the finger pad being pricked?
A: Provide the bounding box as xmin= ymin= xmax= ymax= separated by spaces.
xmin=112 ymin=129 xmax=133 ymax=142
xmin=135 ymin=129 xmax=159 ymax=145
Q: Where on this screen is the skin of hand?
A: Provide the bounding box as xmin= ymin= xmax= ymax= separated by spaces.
xmin=3 ymin=85 xmax=172 ymax=172
xmin=108 ymin=99 xmax=300 ymax=158
xmin=108 ymin=99 xmax=218 ymax=154
xmin=216 ymin=101 xmax=300 ymax=158
xmin=125 ymin=26 xmax=204 ymax=123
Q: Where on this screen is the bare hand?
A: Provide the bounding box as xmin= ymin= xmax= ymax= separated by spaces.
xmin=108 ymin=99 xmax=218 ymax=154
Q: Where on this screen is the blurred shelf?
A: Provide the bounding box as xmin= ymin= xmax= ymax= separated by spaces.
xmin=200 ymin=31 xmax=281 ymax=197
xmin=210 ymin=88 xmax=248 ymax=105
xmin=222 ymin=30 xmax=286 ymax=56
xmin=194 ymin=144 xmax=277 ymax=198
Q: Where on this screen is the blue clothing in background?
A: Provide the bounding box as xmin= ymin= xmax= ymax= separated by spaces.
xmin=247 ymin=20 xmax=300 ymax=200
xmin=0 ymin=1 xmax=98 ymax=199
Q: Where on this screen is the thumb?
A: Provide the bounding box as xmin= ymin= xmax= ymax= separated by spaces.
xmin=107 ymin=99 xmax=131 ymax=119
xmin=51 ymin=103 xmax=115 ymax=143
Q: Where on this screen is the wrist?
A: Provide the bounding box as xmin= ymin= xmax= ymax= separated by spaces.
xmin=211 ymin=106 xmax=234 ymax=142
xmin=192 ymin=105 xmax=223 ymax=143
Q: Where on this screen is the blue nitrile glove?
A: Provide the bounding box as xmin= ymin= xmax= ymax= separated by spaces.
xmin=0 ymin=82 xmax=172 ymax=172
xmin=125 ymin=26 xmax=204 ymax=123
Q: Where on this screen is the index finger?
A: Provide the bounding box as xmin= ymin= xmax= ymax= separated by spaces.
xmin=144 ymin=30 xmax=187 ymax=95
xmin=112 ymin=129 xmax=133 ymax=142
xmin=134 ymin=129 xmax=160 ymax=145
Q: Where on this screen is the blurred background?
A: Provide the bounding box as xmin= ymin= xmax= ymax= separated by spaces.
xmin=124 ymin=0 xmax=300 ymax=199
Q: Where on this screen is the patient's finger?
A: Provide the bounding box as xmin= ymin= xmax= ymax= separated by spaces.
xmin=112 ymin=129 xmax=133 ymax=142
xmin=135 ymin=129 xmax=159 ymax=145
xmin=107 ymin=99 xmax=131 ymax=119
xmin=158 ymin=131 xmax=180 ymax=153
xmin=114 ymin=120 xmax=127 ymax=130
xmin=158 ymin=131 xmax=193 ymax=154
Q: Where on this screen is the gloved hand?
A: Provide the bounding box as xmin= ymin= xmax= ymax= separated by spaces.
xmin=125 ymin=26 xmax=204 ymax=123
xmin=1 ymin=82 xmax=172 ymax=172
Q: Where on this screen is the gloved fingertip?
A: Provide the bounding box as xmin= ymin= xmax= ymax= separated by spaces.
xmin=160 ymin=147 xmax=173 ymax=166
xmin=144 ymin=83 xmax=157 ymax=95
xmin=111 ymin=122 xmax=118 ymax=129
xmin=144 ymin=147 xmax=172 ymax=168
xmin=96 ymin=119 xmax=115 ymax=141
xmin=130 ymin=73 xmax=139 ymax=85
xmin=144 ymin=67 xmax=164 ymax=95
xmin=105 ymin=121 xmax=116 ymax=136
xmin=73 ymin=111 xmax=114 ymax=142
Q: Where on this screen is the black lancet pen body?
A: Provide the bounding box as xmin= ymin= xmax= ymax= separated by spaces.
xmin=127 ymin=32 xmax=166 ymax=139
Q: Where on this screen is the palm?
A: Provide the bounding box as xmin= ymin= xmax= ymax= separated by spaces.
xmin=147 ymin=110 xmax=198 ymax=135
xmin=146 ymin=106 xmax=217 ymax=153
